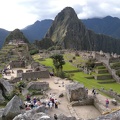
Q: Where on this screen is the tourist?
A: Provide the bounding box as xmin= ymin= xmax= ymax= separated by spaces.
xmin=55 ymin=99 xmax=58 ymax=109
xmin=54 ymin=114 xmax=58 ymax=120
xmin=26 ymin=94 xmax=31 ymax=102
xmin=36 ymin=99 xmax=42 ymax=107
xmin=33 ymin=96 xmax=37 ymax=105
xmin=49 ymin=93 xmax=52 ymax=99
xmin=105 ymin=98 xmax=109 ymax=108
xmin=49 ymin=101 xmax=53 ymax=109
xmin=51 ymin=97 xmax=55 ymax=106
xmin=92 ymin=88 xmax=96 ymax=97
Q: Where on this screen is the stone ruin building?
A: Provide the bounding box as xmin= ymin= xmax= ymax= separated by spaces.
xmin=9 ymin=60 xmax=25 ymax=69
xmin=66 ymin=82 xmax=88 ymax=102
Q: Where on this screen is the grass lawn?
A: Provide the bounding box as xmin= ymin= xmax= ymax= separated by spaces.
xmin=72 ymin=72 xmax=120 ymax=93
xmin=0 ymin=74 xmax=2 ymax=78
xmin=39 ymin=58 xmax=54 ymax=68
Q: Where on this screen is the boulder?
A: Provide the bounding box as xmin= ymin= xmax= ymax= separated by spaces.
xmin=0 ymin=78 xmax=13 ymax=95
xmin=0 ymin=90 xmax=5 ymax=103
xmin=27 ymin=82 xmax=49 ymax=91
xmin=0 ymin=108 xmax=4 ymax=120
xmin=2 ymin=95 xmax=24 ymax=120
xmin=58 ymin=114 xmax=76 ymax=120
xmin=13 ymin=106 xmax=50 ymax=120
xmin=94 ymin=110 xmax=120 ymax=120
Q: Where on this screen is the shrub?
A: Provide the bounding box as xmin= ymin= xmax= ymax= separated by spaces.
xmin=30 ymin=49 xmax=39 ymax=55
xmin=73 ymin=57 xmax=76 ymax=60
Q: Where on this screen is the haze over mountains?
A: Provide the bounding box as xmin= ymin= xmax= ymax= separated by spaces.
xmin=1 ymin=7 xmax=120 ymax=52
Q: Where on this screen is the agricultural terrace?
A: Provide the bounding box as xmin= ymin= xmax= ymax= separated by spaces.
xmin=32 ymin=53 xmax=120 ymax=94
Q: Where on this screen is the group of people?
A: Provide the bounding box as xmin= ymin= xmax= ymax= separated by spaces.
xmin=25 ymin=95 xmax=42 ymax=110
xmin=46 ymin=93 xmax=59 ymax=109
xmin=24 ymin=93 xmax=59 ymax=111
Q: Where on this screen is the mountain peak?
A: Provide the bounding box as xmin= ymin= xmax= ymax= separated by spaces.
xmin=34 ymin=20 xmax=40 ymax=24
xmin=55 ymin=7 xmax=78 ymax=21
xmin=4 ymin=28 xmax=29 ymax=45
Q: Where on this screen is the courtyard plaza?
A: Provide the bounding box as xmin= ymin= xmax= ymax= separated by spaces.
xmin=23 ymin=77 xmax=120 ymax=120
xmin=2 ymin=67 xmax=120 ymax=119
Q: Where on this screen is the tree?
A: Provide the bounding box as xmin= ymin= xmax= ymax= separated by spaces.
xmin=50 ymin=54 xmax=65 ymax=76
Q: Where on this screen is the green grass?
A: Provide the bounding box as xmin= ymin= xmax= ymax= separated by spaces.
xmin=63 ymin=62 xmax=78 ymax=71
xmin=72 ymin=72 xmax=120 ymax=93
xmin=0 ymin=74 xmax=2 ymax=78
xmin=39 ymin=58 xmax=54 ymax=68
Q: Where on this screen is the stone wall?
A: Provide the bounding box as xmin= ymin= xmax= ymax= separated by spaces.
xmin=66 ymin=83 xmax=88 ymax=102
xmin=31 ymin=62 xmax=40 ymax=69
xmin=94 ymin=74 xmax=112 ymax=80
xmin=94 ymin=52 xmax=120 ymax=83
xmin=100 ymin=88 xmax=120 ymax=101
xmin=71 ymin=95 xmax=94 ymax=106
xmin=22 ymin=70 xmax=50 ymax=80
xmin=9 ymin=61 xmax=25 ymax=68
xmin=95 ymin=69 xmax=108 ymax=74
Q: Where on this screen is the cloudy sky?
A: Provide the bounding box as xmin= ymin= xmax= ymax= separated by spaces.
xmin=0 ymin=0 xmax=120 ymax=31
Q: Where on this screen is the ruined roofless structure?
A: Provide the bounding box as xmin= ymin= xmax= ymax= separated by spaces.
xmin=66 ymin=82 xmax=88 ymax=102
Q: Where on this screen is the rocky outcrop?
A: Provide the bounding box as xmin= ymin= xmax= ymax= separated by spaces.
xmin=2 ymin=95 xmax=24 ymax=120
xmin=94 ymin=110 xmax=120 ymax=120
xmin=13 ymin=112 xmax=77 ymax=120
xmin=58 ymin=114 xmax=76 ymax=120
xmin=13 ymin=106 xmax=49 ymax=120
xmin=14 ymin=112 xmax=51 ymax=120
xmin=0 ymin=78 xmax=13 ymax=95
xmin=0 ymin=90 xmax=5 ymax=103
xmin=27 ymin=81 xmax=49 ymax=91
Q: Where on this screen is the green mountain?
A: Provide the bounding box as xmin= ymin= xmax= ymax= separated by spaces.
xmin=82 ymin=16 xmax=120 ymax=39
xmin=35 ymin=7 xmax=120 ymax=54
xmin=4 ymin=29 xmax=29 ymax=45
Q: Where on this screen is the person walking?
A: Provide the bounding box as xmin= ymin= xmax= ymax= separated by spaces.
xmin=105 ymin=98 xmax=109 ymax=108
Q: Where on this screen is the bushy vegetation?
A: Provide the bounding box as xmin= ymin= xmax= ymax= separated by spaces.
xmin=30 ymin=49 xmax=39 ymax=55
xmin=110 ymin=62 xmax=120 ymax=69
xmin=116 ymin=70 xmax=120 ymax=77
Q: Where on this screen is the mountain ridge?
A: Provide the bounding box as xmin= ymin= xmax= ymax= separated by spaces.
xmin=35 ymin=7 xmax=120 ymax=54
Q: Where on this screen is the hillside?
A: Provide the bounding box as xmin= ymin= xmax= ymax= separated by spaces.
xmin=4 ymin=29 xmax=29 ymax=45
xmin=82 ymin=16 xmax=120 ymax=39
xmin=0 ymin=28 xmax=10 ymax=48
xmin=35 ymin=7 xmax=120 ymax=54
xmin=21 ymin=19 xmax=53 ymax=43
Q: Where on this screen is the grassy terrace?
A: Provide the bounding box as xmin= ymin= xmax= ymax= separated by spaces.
xmin=32 ymin=54 xmax=120 ymax=94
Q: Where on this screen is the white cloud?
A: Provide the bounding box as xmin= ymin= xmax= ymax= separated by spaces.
xmin=0 ymin=0 xmax=120 ymax=30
